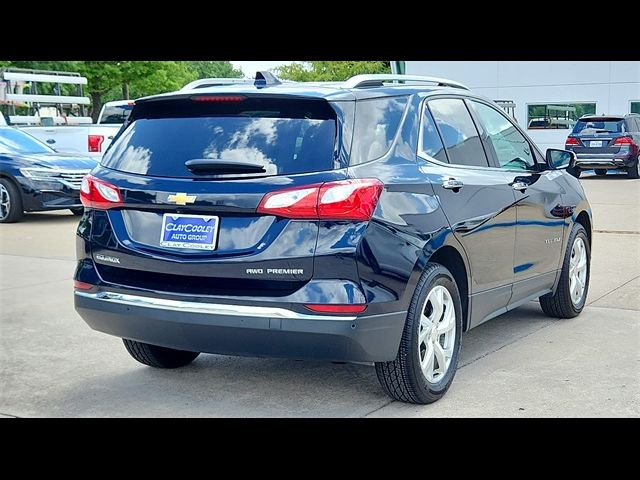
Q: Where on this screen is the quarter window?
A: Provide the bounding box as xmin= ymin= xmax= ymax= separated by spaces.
xmin=527 ymin=103 xmax=596 ymax=130
xmin=349 ymin=96 xmax=408 ymax=166
xmin=631 ymin=102 xmax=640 ymax=115
xmin=419 ymin=106 xmax=447 ymax=163
xmin=470 ymin=101 xmax=536 ymax=171
xmin=428 ymin=98 xmax=489 ymax=167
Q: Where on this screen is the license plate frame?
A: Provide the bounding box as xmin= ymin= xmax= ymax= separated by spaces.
xmin=159 ymin=213 xmax=219 ymax=251
xmin=590 ymin=140 xmax=603 ymax=148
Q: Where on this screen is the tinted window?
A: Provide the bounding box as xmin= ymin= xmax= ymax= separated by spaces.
xmin=428 ymin=98 xmax=488 ymax=167
xmin=0 ymin=128 xmax=53 ymax=155
xmin=420 ymin=106 xmax=447 ymax=163
xmin=350 ymin=96 xmax=408 ymax=165
xmin=99 ymin=104 xmax=133 ymax=124
xmin=102 ymin=99 xmax=336 ymax=178
xmin=470 ymin=101 xmax=536 ymax=170
xmin=572 ymin=119 xmax=624 ymax=134
xmin=631 ymin=102 xmax=640 ymax=115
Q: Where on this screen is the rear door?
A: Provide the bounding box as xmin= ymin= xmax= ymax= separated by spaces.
xmin=467 ymin=99 xmax=566 ymax=303
xmin=92 ymin=94 xmax=346 ymax=296
xmin=419 ymin=97 xmax=517 ymax=327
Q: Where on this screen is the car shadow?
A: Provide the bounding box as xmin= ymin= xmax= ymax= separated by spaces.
xmin=11 ymin=212 xmax=81 ymax=224
xmin=39 ymin=303 xmax=558 ymax=417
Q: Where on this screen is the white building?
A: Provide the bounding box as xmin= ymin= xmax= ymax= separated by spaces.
xmin=397 ymin=61 xmax=640 ymax=152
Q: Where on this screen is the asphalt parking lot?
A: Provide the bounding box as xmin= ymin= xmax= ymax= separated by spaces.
xmin=0 ymin=172 xmax=638 ymax=417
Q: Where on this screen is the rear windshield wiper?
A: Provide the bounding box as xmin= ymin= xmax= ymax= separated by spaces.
xmin=185 ymin=159 xmax=266 ymax=174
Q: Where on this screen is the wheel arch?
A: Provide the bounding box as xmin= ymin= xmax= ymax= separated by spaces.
xmin=428 ymin=245 xmax=470 ymax=332
xmin=575 ymin=210 xmax=592 ymax=246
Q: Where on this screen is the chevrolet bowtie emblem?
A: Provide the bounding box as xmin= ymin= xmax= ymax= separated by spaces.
xmin=167 ymin=193 xmax=196 ymax=205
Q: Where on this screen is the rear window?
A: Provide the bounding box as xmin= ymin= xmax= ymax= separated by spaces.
xmin=572 ymin=118 xmax=624 ymax=134
xmin=101 ymin=98 xmax=337 ymax=177
xmin=99 ymin=104 xmax=133 ymax=124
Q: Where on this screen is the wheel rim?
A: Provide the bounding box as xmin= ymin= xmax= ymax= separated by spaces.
xmin=569 ymin=237 xmax=588 ymax=306
xmin=418 ymin=285 xmax=456 ymax=384
xmin=0 ymin=184 xmax=10 ymax=220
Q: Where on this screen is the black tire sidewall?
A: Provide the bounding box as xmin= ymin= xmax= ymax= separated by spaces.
xmin=0 ymin=178 xmax=23 ymax=223
xmin=564 ymin=225 xmax=591 ymax=314
xmin=406 ymin=266 xmax=463 ymax=397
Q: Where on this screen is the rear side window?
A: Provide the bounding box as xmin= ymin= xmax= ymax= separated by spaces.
xmin=349 ymin=96 xmax=408 ymax=165
xmin=99 ymin=104 xmax=133 ymax=124
xmin=102 ymin=98 xmax=337 ymax=177
xmin=428 ymin=98 xmax=489 ymax=167
xmin=572 ymin=118 xmax=625 ymax=134
xmin=420 ymin=106 xmax=447 ymax=163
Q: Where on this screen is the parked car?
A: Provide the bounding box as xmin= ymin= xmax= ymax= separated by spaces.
xmin=73 ymin=73 xmax=592 ymax=404
xmin=19 ymin=101 xmax=126 ymax=159
xmin=0 ymin=127 xmax=97 ymax=223
xmin=565 ymin=114 xmax=640 ymax=178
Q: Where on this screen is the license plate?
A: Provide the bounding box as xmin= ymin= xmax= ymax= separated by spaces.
xmin=160 ymin=214 xmax=219 ymax=250
xmin=590 ymin=140 xmax=603 ymax=148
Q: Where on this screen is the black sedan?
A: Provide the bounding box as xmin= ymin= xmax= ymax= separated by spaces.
xmin=0 ymin=127 xmax=97 ymax=223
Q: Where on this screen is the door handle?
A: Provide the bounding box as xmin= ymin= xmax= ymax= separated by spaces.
xmin=442 ymin=178 xmax=464 ymax=190
xmin=46 ymin=139 xmax=56 ymax=144
xmin=512 ymin=181 xmax=528 ymax=192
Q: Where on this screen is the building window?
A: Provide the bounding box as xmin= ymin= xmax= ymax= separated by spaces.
xmin=631 ymin=102 xmax=640 ymax=114
xmin=527 ymin=103 xmax=596 ymax=130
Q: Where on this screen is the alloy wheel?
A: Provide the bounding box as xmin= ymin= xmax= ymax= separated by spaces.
xmin=0 ymin=184 xmax=10 ymax=221
xmin=418 ymin=285 xmax=456 ymax=383
xmin=569 ymin=237 xmax=588 ymax=306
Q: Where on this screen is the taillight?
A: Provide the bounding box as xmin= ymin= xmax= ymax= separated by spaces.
xmin=88 ymin=134 xmax=104 ymax=153
xmin=304 ymin=304 xmax=367 ymax=314
xmin=613 ymin=136 xmax=634 ymax=146
xmin=80 ymin=174 xmax=123 ymax=209
xmin=257 ymin=179 xmax=383 ymax=221
xmin=565 ymin=136 xmax=580 ymax=146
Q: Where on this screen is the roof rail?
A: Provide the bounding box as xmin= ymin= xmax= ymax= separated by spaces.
xmin=181 ymin=78 xmax=250 ymax=91
xmin=343 ymin=74 xmax=469 ymax=90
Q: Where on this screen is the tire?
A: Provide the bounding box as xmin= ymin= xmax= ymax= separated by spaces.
xmin=594 ymin=169 xmax=607 ymax=176
xmin=567 ymin=166 xmax=581 ymax=178
xmin=123 ymin=339 xmax=199 ymax=368
xmin=375 ymin=263 xmax=463 ymax=404
xmin=70 ymin=207 xmax=84 ymax=216
xmin=627 ymin=156 xmax=640 ymax=179
xmin=539 ymin=223 xmax=590 ymax=318
xmin=0 ymin=178 xmax=24 ymax=223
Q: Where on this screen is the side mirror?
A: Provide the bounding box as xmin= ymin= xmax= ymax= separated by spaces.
xmin=546 ymin=148 xmax=576 ymax=170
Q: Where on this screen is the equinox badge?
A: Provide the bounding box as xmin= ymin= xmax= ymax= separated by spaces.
xmin=167 ymin=193 xmax=197 ymax=205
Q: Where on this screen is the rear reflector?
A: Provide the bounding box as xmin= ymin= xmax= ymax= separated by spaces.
xmin=304 ymin=304 xmax=367 ymax=314
xmin=80 ymin=174 xmax=123 ymax=209
xmin=257 ymin=179 xmax=383 ymax=221
xmin=73 ymin=280 xmax=94 ymax=290
xmin=565 ymin=137 xmax=580 ymax=146
xmin=191 ymin=95 xmax=246 ymax=102
xmin=613 ymin=136 xmax=633 ymax=146
xmin=88 ymin=134 xmax=104 ymax=152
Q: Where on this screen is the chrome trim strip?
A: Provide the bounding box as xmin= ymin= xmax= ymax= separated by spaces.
xmin=75 ymin=291 xmax=358 ymax=321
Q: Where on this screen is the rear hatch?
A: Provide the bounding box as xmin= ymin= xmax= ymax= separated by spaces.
xmin=568 ymin=117 xmax=628 ymax=155
xmin=88 ymin=94 xmax=348 ymax=297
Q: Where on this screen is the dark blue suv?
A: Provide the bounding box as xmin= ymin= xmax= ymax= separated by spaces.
xmin=74 ymin=73 xmax=592 ymax=404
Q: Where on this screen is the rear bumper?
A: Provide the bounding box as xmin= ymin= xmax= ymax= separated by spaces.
xmin=74 ymin=290 xmax=407 ymax=363
xmin=574 ymin=154 xmax=634 ymax=170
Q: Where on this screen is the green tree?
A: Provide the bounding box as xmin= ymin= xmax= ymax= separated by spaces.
xmin=189 ymin=61 xmax=243 ymax=79
xmin=75 ymin=61 xmax=122 ymax=121
xmin=276 ymin=61 xmax=391 ymax=81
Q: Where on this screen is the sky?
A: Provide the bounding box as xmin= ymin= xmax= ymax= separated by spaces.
xmin=231 ymin=61 xmax=299 ymax=77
